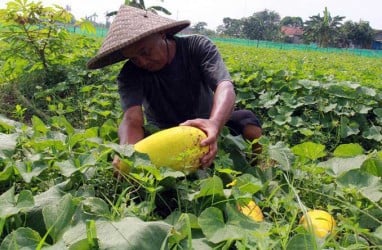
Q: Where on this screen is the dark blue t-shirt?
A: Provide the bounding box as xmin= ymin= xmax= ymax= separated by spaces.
xmin=117 ymin=35 xmax=231 ymax=129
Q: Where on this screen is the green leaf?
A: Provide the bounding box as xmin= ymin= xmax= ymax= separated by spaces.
xmin=56 ymin=160 xmax=78 ymax=177
xmin=337 ymin=169 xmax=382 ymax=202
xmin=81 ymin=197 xmax=111 ymax=219
xmin=0 ymin=165 xmax=14 ymax=182
xmin=361 ymin=153 xmax=382 ymax=177
xmin=333 ymin=143 xmax=364 ymax=157
xmin=0 ymin=227 xmax=42 ymax=249
xmin=339 ymin=117 xmax=360 ymax=138
xmin=363 ymin=126 xmax=382 ymax=141
xmin=31 ymin=116 xmax=48 ymax=135
xmin=286 ymin=233 xmax=316 ymax=250
xmin=318 ymin=155 xmax=367 ymax=176
xmin=194 ymin=176 xmax=224 ymax=199
xmin=292 ymin=142 xmax=326 ymax=160
xmin=232 ymin=174 xmax=262 ymax=199
xmin=0 ymin=133 xmax=18 ymax=158
xmin=51 ymin=116 xmax=75 ymax=136
xmin=0 ymin=187 xmax=34 ymax=218
xmin=198 ymin=206 xmax=244 ymax=244
xmin=16 ymin=159 xmax=49 ymax=183
xmin=268 ymin=141 xmax=295 ymax=171
xmin=61 ymin=217 xmax=171 ymax=249
xmin=198 ymin=204 xmax=264 ymax=244
xmin=43 ymin=194 xmax=77 ymax=242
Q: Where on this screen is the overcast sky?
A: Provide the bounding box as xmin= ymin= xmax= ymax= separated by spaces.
xmin=1 ymin=0 xmax=381 ymax=30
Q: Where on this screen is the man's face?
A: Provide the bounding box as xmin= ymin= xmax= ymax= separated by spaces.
xmin=122 ymin=33 xmax=168 ymax=72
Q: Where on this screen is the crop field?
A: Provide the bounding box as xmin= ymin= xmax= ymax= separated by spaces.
xmin=1 ymin=15 xmax=382 ymax=249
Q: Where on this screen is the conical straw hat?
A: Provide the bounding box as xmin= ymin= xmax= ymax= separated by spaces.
xmin=87 ymin=5 xmax=190 ymax=69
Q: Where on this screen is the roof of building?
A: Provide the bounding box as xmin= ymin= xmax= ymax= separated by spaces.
xmin=281 ymin=26 xmax=304 ymax=36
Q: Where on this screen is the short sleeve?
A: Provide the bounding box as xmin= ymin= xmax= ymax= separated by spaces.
xmin=117 ymin=63 xmax=144 ymax=112
xmin=188 ymin=35 xmax=231 ymax=91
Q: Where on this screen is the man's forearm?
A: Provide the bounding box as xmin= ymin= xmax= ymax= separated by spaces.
xmin=118 ymin=119 xmax=144 ymax=145
xmin=118 ymin=108 xmax=145 ymax=145
xmin=209 ymin=80 xmax=236 ymax=130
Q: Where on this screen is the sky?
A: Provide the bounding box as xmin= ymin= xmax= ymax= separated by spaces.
xmin=1 ymin=0 xmax=382 ymax=30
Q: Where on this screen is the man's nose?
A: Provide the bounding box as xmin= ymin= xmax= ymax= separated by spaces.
xmin=134 ymin=56 xmax=149 ymax=68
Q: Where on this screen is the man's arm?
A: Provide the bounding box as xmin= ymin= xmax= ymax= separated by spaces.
xmin=209 ymin=80 xmax=236 ymax=131
xmin=118 ymin=105 xmax=145 ymax=145
xmin=181 ymin=80 xmax=235 ymax=167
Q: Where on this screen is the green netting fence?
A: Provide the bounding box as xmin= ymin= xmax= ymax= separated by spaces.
xmin=69 ymin=25 xmax=382 ymax=58
xmin=66 ymin=25 xmax=109 ymax=37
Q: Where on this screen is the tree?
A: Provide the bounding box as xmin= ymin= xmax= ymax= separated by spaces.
xmin=280 ymin=16 xmax=303 ymax=28
xmin=303 ymin=7 xmax=345 ymax=47
xmin=341 ymin=20 xmax=375 ymax=49
xmin=221 ymin=17 xmax=243 ymax=38
xmin=192 ymin=22 xmax=207 ymax=34
xmin=252 ymin=9 xmax=281 ymax=41
xmin=242 ymin=16 xmax=263 ymax=40
xmin=107 ymin=0 xmax=171 ymax=17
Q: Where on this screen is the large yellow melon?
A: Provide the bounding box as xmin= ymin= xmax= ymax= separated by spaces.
xmin=134 ymin=126 xmax=209 ymax=172
xmin=238 ymin=200 xmax=264 ymax=222
xmin=300 ymin=209 xmax=336 ymax=238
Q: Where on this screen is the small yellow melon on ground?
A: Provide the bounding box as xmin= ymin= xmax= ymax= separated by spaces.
xmin=134 ymin=126 xmax=209 ymax=172
xmin=300 ymin=209 xmax=336 ymax=238
xmin=238 ymin=200 xmax=264 ymax=222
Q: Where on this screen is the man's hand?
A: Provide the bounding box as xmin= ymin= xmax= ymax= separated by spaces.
xmin=180 ymin=118 xmax=220 ymax=168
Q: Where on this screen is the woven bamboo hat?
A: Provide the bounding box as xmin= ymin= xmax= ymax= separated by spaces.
xmin=87 ymin=5 xmax=190 ymax=69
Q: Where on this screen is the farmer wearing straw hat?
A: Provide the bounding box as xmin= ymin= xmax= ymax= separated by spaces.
xmin=87 ymin=5 xmax=262 ymax=169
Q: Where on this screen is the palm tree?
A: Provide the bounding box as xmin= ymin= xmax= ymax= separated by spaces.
xmin=106 ymin=0 xmax=171 ymax=17
xmin=304 ymin=7 xmax=345 ymax=47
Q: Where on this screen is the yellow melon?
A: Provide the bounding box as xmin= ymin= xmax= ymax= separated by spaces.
xmin=300 ymin=209 xmax=336 ymax=238
xmin=238 ymin=200 xmax=264 ymax=222
xmin=134 ymin=126 xmax=209 ymax=172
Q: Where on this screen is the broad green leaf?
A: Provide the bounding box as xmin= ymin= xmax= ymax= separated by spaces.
xmin=0 ymin=165 xmax=14 ymax=182
xmin=194 ymin=175 xmax=224 ymax=199
xmin=51 ymin=116 xmax=75 ymax=136
xmin=286 ymin=233 xmax=316 ymax=250
xmin=337 ymin=169 xmax=382 ymax=202
xmin=198 ymin=207 xmax=245 ymax=244
xmin=57 ymin=153 xmax=97 ymax=177
xmin=333 ymin=143 xmax=364 ymax=157
xmin=33 ymin=181 xmax=71 ymax=210
xmin=0 ymin=187 xmax=34 ymax=218
xmin=81 ymin=197 xmax=111 ymax=219
xmin=268 ymin=141 xmax=294 ymax=171
xmin=374 ymin=108 xmax=382 ymax=123
xmin=27 ymin=139 xmax=66 ymax=152
xmin=0 ymin=133 xmax=18 ymax=158
xmin=318 ymin=155 xmax=367 ymax=176
xmin=0 ymin=227 xmax=42 ymax=250
xmin=56 ymin=160 xmax=78 ymax=177
xmin=60 ymin=217 xmax=171 ymax=249
xmin=68 ymin=127 xmax=99 ymax=148
xmin=16 ymin=160 xmax=49 ymax=183
xmin=198 ymin=204 xmax=264 ymax=244
xmin=339 ymin=118 xmax=360 ymax=138
xmin=361 ymin=155 xmax=382 ymax=177
xmin=232 ymin=174 xmax=262 ymax=198
xmin=292 ymin=142 xmax=326 ymax=160
xmin=259 ymin=92 xmax=279 ymax=108
xmin=31 ymin=116 xmax=48 ymax=135
xmin=43 ymin=194 xmax=77 ymax=242
xmin=353 ymin=104 xmax=372 ymax=114
xmin=363 ymin=126 xmax=382 ymax=141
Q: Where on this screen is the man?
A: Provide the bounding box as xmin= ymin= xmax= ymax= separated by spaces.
xmin=87 ymin=5 xmax=262 ymax=170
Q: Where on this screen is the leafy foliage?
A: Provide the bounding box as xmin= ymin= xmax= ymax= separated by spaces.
xmin=1 ymin=1 xmax=382 ymax=248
